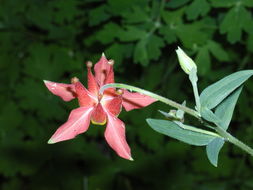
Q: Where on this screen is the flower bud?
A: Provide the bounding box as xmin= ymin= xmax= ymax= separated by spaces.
xmin=176 ymin=47 xmax=197 ymax=74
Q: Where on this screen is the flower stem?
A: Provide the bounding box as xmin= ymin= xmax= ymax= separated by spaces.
xmin=100 ymin=83 xmax=200 ymax=118
xmin=215 ymin=126 xmax=253 ymax=156
xmin=101 ymin=83 xmax=253 ymax=157
xmin=189 ymin=69 xmax=201 ymax=113
xmin=175 ymin=122 xmax=222 ymax=138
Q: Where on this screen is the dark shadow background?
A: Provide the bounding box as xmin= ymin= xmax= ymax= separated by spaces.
xmin=1 ymin=0 xmax=253 ymax=189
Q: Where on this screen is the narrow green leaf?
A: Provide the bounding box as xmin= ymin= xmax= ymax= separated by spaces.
xmin=200 ymin=70 xmax=253 ymax=109
xmin=201 ymin=107 xmax=221 ymax=127
xmin=206 ymin=138 xmax=225 ymax=167
xmin=215 ymin=86 xmax=242 ymax=130
xmin=146 ymin=119 xmax=215 ymax=146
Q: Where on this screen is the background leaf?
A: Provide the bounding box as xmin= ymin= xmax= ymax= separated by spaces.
xmin=1 ymin=0 xmax=253 ymax=189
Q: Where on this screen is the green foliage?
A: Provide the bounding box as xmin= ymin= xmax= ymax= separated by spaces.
xmin=200 ymin=70 xmax=253 ymax=109
xmin=206 ymin=138 xmax=225 ymax=167
xmin=147 ymin=119 xmax=215 ymax=146
xmin=214 ymin=87 xmax=242 ymax=130
xmin=1 ymin=0 xmax=253 ymax=189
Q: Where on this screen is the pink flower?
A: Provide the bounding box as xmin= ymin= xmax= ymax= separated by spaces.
xmin=44 ymin=54 xmax=156 ymax=160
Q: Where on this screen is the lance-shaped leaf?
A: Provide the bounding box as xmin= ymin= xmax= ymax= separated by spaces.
xmin=201 ymin=107 xmax=222 ymax=127
xmin=215 ymin=86 xmax=243 ymax=130
xmin=200 ymin=70 xmax=253 ymax=109
xmin=206 ymin=138 xmax=225 ymax=167
xmin=146 ymin=119 xmax=216 ymax=146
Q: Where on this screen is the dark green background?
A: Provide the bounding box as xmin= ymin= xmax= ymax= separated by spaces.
xmin=1 ymin=0 xmax=253 ymax=189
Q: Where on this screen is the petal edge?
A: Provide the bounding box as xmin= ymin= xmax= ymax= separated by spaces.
xmin=122 ymin=90 xmax=157 ymax=111
xmin=104 ymin=112 xmax=132 ymax=160
xmin=48 ymin=106 xmax=94 ymax=143
xmin=44 ymin=80 xmax=76 ymax=101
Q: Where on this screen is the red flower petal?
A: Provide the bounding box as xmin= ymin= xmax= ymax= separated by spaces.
xmin=74 ymin=82 xmax=97 ymax=107
xmin=91 ymin=103 xmax=107 ymax=125
xmin=44 ymin=80 xmax=76 ymax=101
xmin=87 ymin=62 xmax=99 ymax=96
xmin=102 ymin=95 xmax=122 ymax=116
xmin=122 ymin=90 xmax=157 ymax=111
xmin=104 ymin=112 xmax=132 ymax=160
xmin=104 ymin=62 xmax=114 ymax=84
xmin=48 ymin=106 xmax=94 ymax=143
xmin=94 ymin=53 xmax=114 ymax=86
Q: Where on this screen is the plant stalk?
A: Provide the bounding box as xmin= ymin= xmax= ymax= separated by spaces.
xmin=101 ymin=83 xmax=253 ymax=157
xmin=215 ymin=126 xmax=253 ymax=156
xmin=100 ymin=83 xmax=200 ymax=119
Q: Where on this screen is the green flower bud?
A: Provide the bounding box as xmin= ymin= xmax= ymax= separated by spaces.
xmin=176 ymin=47 xmax=197 ymax=74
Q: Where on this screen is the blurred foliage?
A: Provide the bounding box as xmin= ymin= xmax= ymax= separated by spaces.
xmin=0 ymin=0 xmax=253 ymax=189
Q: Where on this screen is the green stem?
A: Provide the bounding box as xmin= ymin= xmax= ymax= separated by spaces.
xmin=191 ymin=81 xmax=201 ymax=113
xmin=215 ymin=126 xmax=253 ymax=156
xmin=176 ymin=122 xmax=222 ymax=138
xmin=100 ymin=83 xmax=200 ymax=118
xmin=101 ymin=83 xmax=253 ymax=157
xmin=189 ymin=69 xmax=201 ymax=113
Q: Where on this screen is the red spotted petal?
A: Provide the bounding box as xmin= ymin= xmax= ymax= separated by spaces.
xmin=104 ymin=111 xmax=132 ymax=160
xmin=48 ymin=106 xmax=94 ymax=143
xmin=102 ymin=95 xmax=122 ymax=116
xmin=87 ymin=63 xmax=99 ymax=96
xmin=91 ymin=103 xmax=107 ymax=125
xmin=44 ymin=80 xmax=76 ymax=101
xmin=122 ymin=90 xmax=157 ymax=111
xmin=94 ymin=53 xmax=114 ymax=86
xmin=74 ymin=82 xmax=97 ymax=107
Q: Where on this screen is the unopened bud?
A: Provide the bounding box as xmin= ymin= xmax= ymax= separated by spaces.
xmin=176 ymin=47 xmax=197 ymax=74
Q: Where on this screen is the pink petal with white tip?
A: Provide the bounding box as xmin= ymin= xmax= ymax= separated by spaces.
xmin=104 ymin=111 xmax=132 ymax=160
xmin=122 ymin=90 xmax=157 ymax=111
xmin=94 ymin=53 xmax=114 ymax=86
xmin=44 ymin=80 xmax=76 ymax=101
xmin=48 ymin=106 xmax=94 ymax=144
